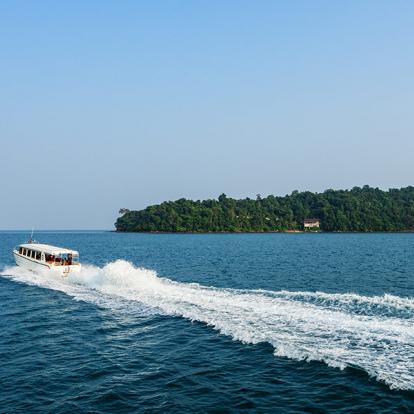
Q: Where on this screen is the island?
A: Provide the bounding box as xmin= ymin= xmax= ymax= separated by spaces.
xmin=115 ymin=186 xmax=414 ymax=232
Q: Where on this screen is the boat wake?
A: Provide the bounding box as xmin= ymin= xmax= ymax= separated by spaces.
xmin=2 ymin=260 xmax=414 ymax=391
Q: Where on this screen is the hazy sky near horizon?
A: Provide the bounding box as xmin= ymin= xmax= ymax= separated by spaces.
xmin=1 ymin=1 xmax=413 ymax=229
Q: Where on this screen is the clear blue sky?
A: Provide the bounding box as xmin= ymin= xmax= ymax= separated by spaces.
xmin=1 ymin=1 xmax=413 ymax=229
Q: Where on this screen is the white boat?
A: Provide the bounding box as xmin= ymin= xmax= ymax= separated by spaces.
xmin=13 ymin=241 xmax=81 ymax=276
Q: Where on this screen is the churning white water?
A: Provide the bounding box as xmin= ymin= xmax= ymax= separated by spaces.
xmin=2 ymin=260 xmax=414 ymax=391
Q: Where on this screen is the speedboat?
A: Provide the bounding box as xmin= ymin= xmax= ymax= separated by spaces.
xmin=13 ymin=240 xmax=81 ymax=276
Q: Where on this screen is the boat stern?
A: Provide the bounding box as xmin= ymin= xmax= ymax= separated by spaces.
xmin=61 ymin=264 xmax=82 ymax=277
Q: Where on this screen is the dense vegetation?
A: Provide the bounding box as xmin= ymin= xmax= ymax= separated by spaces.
xmin=115 ymin=186 xmax=414 ymax=232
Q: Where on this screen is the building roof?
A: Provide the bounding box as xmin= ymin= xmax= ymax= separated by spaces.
xmin=304 ymin=218 xmax=320 ymax=222
xmin=19 ymin=243 xmax=79 ymax=255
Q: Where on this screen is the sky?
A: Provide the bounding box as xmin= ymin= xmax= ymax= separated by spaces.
xmin=1 ymin=1 xmax=413 ymax=229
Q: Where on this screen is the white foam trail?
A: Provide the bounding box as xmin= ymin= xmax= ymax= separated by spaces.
xmin=2 ymin=260 xmax=414 ymax=391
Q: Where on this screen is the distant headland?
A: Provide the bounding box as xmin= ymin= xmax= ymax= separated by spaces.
xmin=115 ymin=186 xmax=414 ymax=233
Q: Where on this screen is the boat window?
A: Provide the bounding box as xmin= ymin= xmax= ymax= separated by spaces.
xmin=31 ymin=250 xmax=35 ymax=258
xmin=36 ymin=251 xmax=41 ymax=260
xmin=19 ymin=247 xmax=23 ymax=254
xmin=26 ymin=249 xmax=30 ymax=257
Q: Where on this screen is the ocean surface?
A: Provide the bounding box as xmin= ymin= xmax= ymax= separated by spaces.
xmin=0 ymin=231 xmax=413 ymax=413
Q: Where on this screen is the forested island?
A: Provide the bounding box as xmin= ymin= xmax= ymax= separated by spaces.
xmin=115 ymin=186 xmax=414 ymax=232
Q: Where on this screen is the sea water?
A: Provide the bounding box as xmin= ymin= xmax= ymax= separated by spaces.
xmin=0 ymin=231 xmax=413 ymax=412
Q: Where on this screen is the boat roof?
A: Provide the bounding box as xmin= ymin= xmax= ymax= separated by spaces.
xmin=19 ymin=243 xmax=79 ymax=255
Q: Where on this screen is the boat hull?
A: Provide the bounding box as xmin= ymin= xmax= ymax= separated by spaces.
xmin=13 ymin=252 xmax=81 ymax=276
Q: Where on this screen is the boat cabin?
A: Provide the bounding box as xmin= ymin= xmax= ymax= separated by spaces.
xmin=17 ymin=243 xmax=79 ymax=266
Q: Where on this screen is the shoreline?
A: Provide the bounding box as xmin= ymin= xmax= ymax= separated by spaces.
xmin=112 ymin=230 xmax=414 ymax=234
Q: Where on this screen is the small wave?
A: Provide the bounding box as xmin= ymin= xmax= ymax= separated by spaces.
xmin=1 ymin=260 xmax=414 ymax=391
xmin=256 ymin=290 xmax=414 ymax=319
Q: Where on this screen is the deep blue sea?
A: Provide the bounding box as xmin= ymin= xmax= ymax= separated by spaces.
xmin=0 ymin=231 xmax=413 ymax=413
